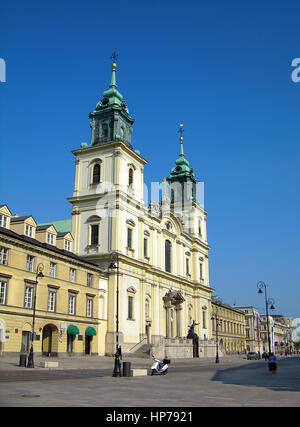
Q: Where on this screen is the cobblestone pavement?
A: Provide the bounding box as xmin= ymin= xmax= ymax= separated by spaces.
xmin=0 ymin=355 xmax=299 ymax=407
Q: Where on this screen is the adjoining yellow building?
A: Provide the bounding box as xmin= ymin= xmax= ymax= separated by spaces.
xmin=0 ymin=204 xmax=108 ymax=357
xmin=235 ymin=306 xmax=260 ymax=353
xmin=211 ymin=299 xmax=246 ymax=355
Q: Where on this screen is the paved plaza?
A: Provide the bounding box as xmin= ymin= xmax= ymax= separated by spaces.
xmin=0 ymin=355 xmax=299 ymax=407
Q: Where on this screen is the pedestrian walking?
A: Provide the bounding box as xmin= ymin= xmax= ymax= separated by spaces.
xmin=268 ymin=353 xmax=277 ymax=373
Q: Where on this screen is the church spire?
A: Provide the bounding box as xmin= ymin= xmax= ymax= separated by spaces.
xmin=176 ymin=124 xmax=189 ymax=168
xmin=167 ymin=124 xmax=197 ymax=203
xmin=109 ymin=49 xmax=118 ymax=89
xmin=89 ymin=51 xmax=135 ymax=147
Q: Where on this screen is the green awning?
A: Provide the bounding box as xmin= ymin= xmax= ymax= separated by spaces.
xmin=67 ymin=325 xmax=79 ymax=335
xmin=85 ymin=327 xmax=97 ymax=336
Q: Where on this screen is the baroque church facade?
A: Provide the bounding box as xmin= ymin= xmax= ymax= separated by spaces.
xmin=67 ymin=59 xmax=215 ymax=357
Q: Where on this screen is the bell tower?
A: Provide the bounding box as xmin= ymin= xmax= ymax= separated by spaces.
xmin=167 ymin=124 xmax=197 ymax=208
xmin=89 ymin=51 xmax=134 ymax=147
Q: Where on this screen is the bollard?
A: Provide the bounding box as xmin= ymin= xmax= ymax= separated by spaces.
xmin=19 ymin=354 xmax=27 ymax=367
xmin=123 ymin=361 xmax=131 ymax=377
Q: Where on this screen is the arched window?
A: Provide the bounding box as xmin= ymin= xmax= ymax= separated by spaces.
xmin=128 ymin=168 xmax=133 ymax=186
xmin=165 ymin=240 xmax=171 ymax=273
xmin=92 ymin=163 xmax=101 ymax=184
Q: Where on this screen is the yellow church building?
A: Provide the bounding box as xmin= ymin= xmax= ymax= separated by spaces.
xmin=67 ymin=59 xmax=215 ymax=358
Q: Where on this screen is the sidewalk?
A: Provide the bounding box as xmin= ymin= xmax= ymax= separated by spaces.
xmin=0 ymin=353 xmax=246 ymax=372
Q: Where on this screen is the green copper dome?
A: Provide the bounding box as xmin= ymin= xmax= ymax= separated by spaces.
xmin=91 ymin=63 xmax=129 ymax=114
xmin=168 ymin=139 xmax=194 ymax=180
xmin=88 ymin=58 xmax=135 ymax=148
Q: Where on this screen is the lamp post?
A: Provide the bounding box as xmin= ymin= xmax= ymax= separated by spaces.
xmin=27 ymin=263 xmax=44 ymax=368
xmin=108 ymin=252 xmax=121 ymax=377
xmin=211 ymin=296 xmax=222 ymax=363
xmin=257 ymin=281 xmax=275 ymax=355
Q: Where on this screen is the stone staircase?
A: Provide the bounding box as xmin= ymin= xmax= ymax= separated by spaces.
xmin=129 ymin=343 xmax=152 ymax=358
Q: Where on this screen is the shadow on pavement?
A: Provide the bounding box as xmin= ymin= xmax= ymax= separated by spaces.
xmin=211 ymin=357 xmax=300 ymax=392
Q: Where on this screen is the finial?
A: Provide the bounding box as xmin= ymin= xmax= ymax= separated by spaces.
xmin=110 ymin=49 xmax=118 ymax=68
xmin=109 ymin=49 xmax=118 ymax=88
xmin=178 ymin=124 xmax=185 ymax=156
xmin=178 ymin=123 xmax=184 ymax=141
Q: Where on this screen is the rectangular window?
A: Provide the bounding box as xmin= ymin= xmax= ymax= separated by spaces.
xmin=127 ymin=228 xmax=132 ymax=249
xmin=186 ymin=258 xmax=190 ymax=275
xmin=25 ymin=224 xmax=33 ymax=237
xmin=0 ymin=281 xmax=7 ymax=304
xmin=68 ymin=294 xmax=76 ymax=315
xmin=143 ymin=238 xmax=148 ymax=257
xmin=91 ymin=224 xmax=99 ymax=245
xmin=49 ymin=262 xmax=56 ymax=278
xmin=202 ymin=310 xmax=206 ymax=329
xmin=128 ymin=296 xmax=133 ymax=319
xmin=26 ymin=255 xmax=34 ymax=272
xmin=65 ymin=240 xmax=71 ymax=251
xmin=199 ymin=263 xmax=203 ymax=280
xmin=47 ymin=233 xmax=55 ymax=245
xmin=0 ymin=215 xmax=7 ymax=228
xmin=69 ymin=268 xmax=76 ymax=283
xmin=86 ymin=298 xmax=93 ymax=318
xmin=24 ymin=286 xmax=33 ymax=308
xmin=0 ymin=247 xmax=8 ymax=265
xmin=48 ymin=290 xmax=56 ymax=312
xmin=87 ymin=273 xmax=92 ymax=287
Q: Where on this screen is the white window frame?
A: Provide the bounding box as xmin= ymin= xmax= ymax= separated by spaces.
xmin=47 ymin=233 xmax=55 ymax=245
xmin=0 ymin=281 xmax=7 ymax=304
xmin=26 ymin=255 xmax=34 ymax=272
xmin=86 ymin=298 xmax=93 ymax=318
xmin=25 ymin=224 xmax=33 ymax=237
xmin=48 ymin=290 xmax=56 ymax=312
xmin=65 ymin=240 xmax=71 ymax=251
xmin=0 ymin=215 xmax=7 ymax=228
xmin=49 ymin=262 xmax=56 ymax=278
xmin=87 ymin=273 xmax=92 ymax=287
xmin=68 ymin=294 xmax=76 ymax=315
xmin=0 ymin=247 xmax=8 ymax=265
xmin=24 ymin=286 xmax=33 ymax=308
xmin=69 ymin=268 xmax=76 ymax=283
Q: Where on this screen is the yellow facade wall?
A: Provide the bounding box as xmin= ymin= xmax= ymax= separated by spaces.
xmin=0 ymin=225 xmax=108 ymax=357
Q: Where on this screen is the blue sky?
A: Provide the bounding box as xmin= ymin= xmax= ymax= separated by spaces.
xmin=1 ymin=0 xmax=299 ymax=317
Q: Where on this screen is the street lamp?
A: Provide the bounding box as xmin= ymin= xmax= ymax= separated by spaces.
xmin=211 ymin=296 xmax=222 ymax=363
xmin=27 ymin=263 xmax=44 ymax=368
xmin=108 ymin=252 xmax=121 ymax=377
xmin=257 ymin=281 xmax=275 ymax=355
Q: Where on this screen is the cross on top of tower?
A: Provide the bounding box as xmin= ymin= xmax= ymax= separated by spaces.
xmin=110 ymin=49 xmax=119 ymax=64
xmin=178 ymin=124 xmax=184 ymax=141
